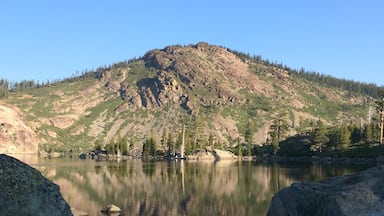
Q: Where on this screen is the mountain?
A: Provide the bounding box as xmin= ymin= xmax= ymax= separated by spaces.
xmin=0 ymin=42 xmax=376 ymax=154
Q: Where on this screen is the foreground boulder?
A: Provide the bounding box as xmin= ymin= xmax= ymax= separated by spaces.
xmin=267 ymin=165 xmax=384 ymax=216
xmin=0 ymin=154 xmax=72 ymax=216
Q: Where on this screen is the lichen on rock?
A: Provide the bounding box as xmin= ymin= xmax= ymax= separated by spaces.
xmin=0 ymin=154 xmax=72 ymax=216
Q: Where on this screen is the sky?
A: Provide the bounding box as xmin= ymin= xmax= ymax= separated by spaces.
xmin=0 ymin=0 xmax=383 ymax=86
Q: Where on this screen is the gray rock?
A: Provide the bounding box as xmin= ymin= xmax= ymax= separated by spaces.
xmin=78 ymin=152 xmax=87 ymax=160
xmin=0 ymin=154 xmax=72 ymax=216
xmin=101 ymin=204 xmax=122 ymax=214
xmin=267 ymin=165 xmax=384 ymax=216
xmin=376 ymin=156 xmax=384 ymax=165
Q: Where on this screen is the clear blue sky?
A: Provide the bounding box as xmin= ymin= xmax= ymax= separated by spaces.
xmin=1 ymin=0 xmax=383 ymax=86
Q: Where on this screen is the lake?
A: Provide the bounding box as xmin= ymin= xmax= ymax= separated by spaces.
xmin=16 ymin=156 xmax=373 ymax=216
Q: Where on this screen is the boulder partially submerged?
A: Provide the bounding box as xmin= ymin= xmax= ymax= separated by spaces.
xmin=0 ymin=154 xmax=72 ymax=216
xmin=187 ymin=148 xmax=238 ymax=161
xmin=101 ymin=204 xmax=122 ymax=214
xmin=267 ymin=164 xmax=384 ymax=216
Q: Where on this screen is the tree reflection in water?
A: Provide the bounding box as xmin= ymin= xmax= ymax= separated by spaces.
xmin=28 ymin=157 xmax=371 ymax=216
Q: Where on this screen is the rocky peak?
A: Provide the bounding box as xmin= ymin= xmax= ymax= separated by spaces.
xmin=136 ymin=70 xmax=182 ymax=109
xmin=134 ymin=42 xmax=269 ymax=110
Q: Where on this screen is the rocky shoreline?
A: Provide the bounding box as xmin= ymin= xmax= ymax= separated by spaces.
xmin=78 ymin=148 xmax=239 ymax=162
xmin=78 ymin=149 xmax=377 ymax=165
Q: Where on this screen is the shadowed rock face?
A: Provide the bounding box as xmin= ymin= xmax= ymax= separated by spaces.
xmin=267 ymin=165 xmax=384 ymax=216
xmin=0 ymin=154 xmax=72 ymax=216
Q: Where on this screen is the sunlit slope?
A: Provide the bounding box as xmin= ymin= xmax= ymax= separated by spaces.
xmin=2 ymin=42 xmax=371 ymax=153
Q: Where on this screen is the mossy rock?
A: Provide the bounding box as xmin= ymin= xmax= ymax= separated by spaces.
xmin=0 ymin=154 xmax=72 ymax=216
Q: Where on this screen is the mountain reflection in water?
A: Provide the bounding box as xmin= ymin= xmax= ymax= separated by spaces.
xmin=22 ymin=156 xmax=371 ymax=216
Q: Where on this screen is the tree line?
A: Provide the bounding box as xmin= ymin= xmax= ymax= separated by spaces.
xmin=227 ymin=48 xmax=381 ymax=98
xmin=0 ymin=57 xmax=139 ymax=99
xmin=95 ymin=114 xmax=225 ymax=158
xmin=267 ymin=89 xmax=384 ymax=157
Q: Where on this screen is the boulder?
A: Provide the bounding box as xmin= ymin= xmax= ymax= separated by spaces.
xmin=79 ymin=152 xmax=87 ymax=160
xmin=213 ymin=149 xmax=238 ymax=160
xmin=101 ymin=204 xmax=122 ymax=214
xmin=267 ymin=165 xmax=384 ymax=216
xmin=0 ymin=154 xmax=72 ymax=216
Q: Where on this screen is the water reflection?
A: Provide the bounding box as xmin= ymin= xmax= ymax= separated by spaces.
xmin=26 ymin=158 xmax=371 ymax=216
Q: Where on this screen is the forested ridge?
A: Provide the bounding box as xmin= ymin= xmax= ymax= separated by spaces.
xmin=228 ymin=49 xmax=381 ymax=98
xmin=0 ymin=58 xmax=136 ymax=99
xmin=0 ymin=50 xmax=381 ymax=99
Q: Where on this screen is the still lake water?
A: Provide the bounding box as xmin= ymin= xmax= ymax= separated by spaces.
xmin=18 ymin=156 xmax=372 ymax=216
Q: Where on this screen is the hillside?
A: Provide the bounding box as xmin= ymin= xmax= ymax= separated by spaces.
xmin=0 ymin=42 xmax=374 ymax=154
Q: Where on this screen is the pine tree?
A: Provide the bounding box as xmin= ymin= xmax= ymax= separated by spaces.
xmin=118 ymin=135 xmax=128 ymax=155
xmin=339 ymin=126 xmax=351 ymax=149
xmin=376 ymin=88 xmax=384 ymax=144
xmin=176 ymin=130 xmax=183 ymax=150
xmin=161 ymin=128 xmax=168 ymax=152
xmin=332 ymin=126 xmax=351 ymax=150
xmin=106 ymin=140 xmax=116 ymax=155
xmin=244 ymin=120 xmax=253 ymax=156
xmin=270 ymin=128 xmax=279 ymax=155
xmin=149 ymin=130 xmax=157 ymax=156
xmin=311 ymin=120 xmax=329 ymax=152
xmin=167 ymin=133 xmax=175 ymax=155
xmin=237 ymin=137 xmax=242 ymax=157
xmin=363 ymin=123 xmax=373 ymax=143
xmin=94 ymin=139 xmax=102 ymax=151
xmin=141 ymin=131 xmax=158 ymax=157
xmin=142 ymin=138 xmax=151 ymax=157
xmin=350 ymin=124 xmax=362 ymax=144
xmin=268 ymin=112 xmax=289 ymax=155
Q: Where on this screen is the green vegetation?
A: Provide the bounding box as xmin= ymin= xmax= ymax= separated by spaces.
xmin=105 ymin=135 xmax=129 ymax=156
xmin=279 ymin=118 xmax=290 ymax=152
xmin=142 ymin=131 xmax=157 ymax=157
xmin=228 ymin=48 xmax=381 ymax=98
xmin=277 ymin=122 xmax=381 ymax=157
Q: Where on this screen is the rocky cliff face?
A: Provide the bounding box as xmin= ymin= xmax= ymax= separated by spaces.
xmin=129 ymin=42 xmax=268 ymax=110
xmin=0 ymin=104 xmax=38 ymax=154
xmin=267 ymin=164 xmax=384 ymax=216
xmin=99 ymin=42 xmax=274 ymax=113
xmin=0 ymin=154 xmax=72 ymax=215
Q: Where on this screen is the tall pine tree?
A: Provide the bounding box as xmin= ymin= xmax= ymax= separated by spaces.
xmin=376 ymin=88 xmax=384 ymax=144
xmin=311 ymin=120 xmax=329 ymax=152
